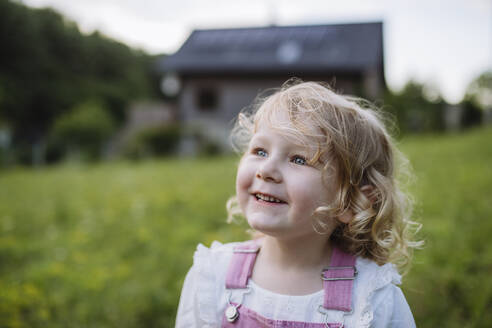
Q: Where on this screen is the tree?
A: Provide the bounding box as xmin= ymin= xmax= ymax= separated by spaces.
xmin=0 ymin=0 xmax=158 ymax=164
xmin=465 ymin=71 xmax=492 ymax=110
xmin=50 ymin=100 xmax=115 ymax=161
xmin=383 ymin=81 xmax=445 ymax=134
xmin=457 ymin=71 xmax=492 ymax=128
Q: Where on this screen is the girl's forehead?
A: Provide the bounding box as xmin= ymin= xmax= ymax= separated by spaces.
xmin=254 ymin=111 xmax=324 ymax=145
xmin=252 ymin=119 xmax=326 ymax=156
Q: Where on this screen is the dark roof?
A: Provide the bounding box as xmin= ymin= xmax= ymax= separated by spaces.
xmin=157 ymin=22 xmax=384 ymax=76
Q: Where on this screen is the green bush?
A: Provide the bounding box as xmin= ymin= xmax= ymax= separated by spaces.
xmin=188 ymin=126 xmax=224 ymax=157
xmin=461 ymin=100 xmax=483 ymax=128
xmin=200 ymin=140 xmax=222 ymax=156
xmin=124 ymin=125 xmax=181 ymax=160
xmin=51 ymin=100 xmax=115 ymax=161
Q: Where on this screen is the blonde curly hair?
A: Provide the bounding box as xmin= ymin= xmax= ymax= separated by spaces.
xmin=226 ymin=79 xmax=422 ymax=272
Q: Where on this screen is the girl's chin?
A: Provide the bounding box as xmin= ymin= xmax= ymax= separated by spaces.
xmin=247 ymin=219 xmax=277 ymax=232
xmin=246 ymin=218 xmax=289 ymax=236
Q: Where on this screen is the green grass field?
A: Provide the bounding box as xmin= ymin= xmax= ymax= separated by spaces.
xmin=1 ymin=126 xmax=491 ymax=327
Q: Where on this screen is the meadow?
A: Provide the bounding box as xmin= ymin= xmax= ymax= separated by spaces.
xmin=1 ymin=126 xmax=491 ymax=327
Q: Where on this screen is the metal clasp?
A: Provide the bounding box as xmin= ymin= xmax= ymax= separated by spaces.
xmin=318 ymin=305 xmax=353 ymax=328
xmin=225 ymin=287 xmax=251 ymax=323
xmin=321 ymin=266 xmax=357 ymax=281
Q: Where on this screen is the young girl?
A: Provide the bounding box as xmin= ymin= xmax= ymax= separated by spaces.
xmin=176 ymin=80 xmax=421 ymax=327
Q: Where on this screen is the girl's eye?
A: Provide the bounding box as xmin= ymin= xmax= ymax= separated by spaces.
xmin=254 ymin=148 xmax=267 ymax=157
xmin=292 ymin=155 xmax=307 ymax=165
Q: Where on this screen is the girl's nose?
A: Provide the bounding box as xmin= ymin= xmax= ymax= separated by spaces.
xmin=256 ymin=159 xmax=282 ymax=183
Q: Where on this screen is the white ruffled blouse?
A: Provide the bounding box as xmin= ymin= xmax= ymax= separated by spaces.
xmin=176 ymin=241 xmax=416 ymax=328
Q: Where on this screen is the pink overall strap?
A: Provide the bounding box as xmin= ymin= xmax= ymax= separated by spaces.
xmin=225 ymin=240 xmax=260 ymax=289
xmin=321 ymin=247 xmax=357 ymax=312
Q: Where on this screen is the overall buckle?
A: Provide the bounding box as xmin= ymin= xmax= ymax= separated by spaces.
xmin=321 ymin=266 xmax=357 ymax=281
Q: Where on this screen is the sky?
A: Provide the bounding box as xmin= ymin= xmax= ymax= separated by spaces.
xmin=21 ymin=0 xmax=492 ymax=104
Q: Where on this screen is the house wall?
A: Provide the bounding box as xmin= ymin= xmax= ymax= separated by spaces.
xmin=363 ymin=68 xmax=383 ymax=99
xmin=178 ymin=75 xmax=364 ymax=154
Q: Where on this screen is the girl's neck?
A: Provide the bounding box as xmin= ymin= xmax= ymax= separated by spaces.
xmin=259 ymin=234 xmax=333 ymax=271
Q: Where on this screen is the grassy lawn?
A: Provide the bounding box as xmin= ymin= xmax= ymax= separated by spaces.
xmin=1 ymin=126 xmax=491 ymax=327
xmin=401 ymin=127 xmax=492 ymax=327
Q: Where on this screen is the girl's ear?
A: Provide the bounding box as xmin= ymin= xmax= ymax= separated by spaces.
xmin=337 ymin=209 xmax=353 ymax=224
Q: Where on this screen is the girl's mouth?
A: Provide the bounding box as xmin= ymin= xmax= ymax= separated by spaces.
xmin=253 ymin=193 xmax=286 ymax=204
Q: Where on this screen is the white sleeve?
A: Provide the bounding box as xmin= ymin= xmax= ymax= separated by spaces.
xmin=175 ymin=265 xmax=200 ymax=328
xmin=370 ymin=284 xmax=416 ymax=328
xmin=175 ymin=242 xmax=226 ymax=328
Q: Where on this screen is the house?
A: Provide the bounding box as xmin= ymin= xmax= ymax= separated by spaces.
xmin=156 ymin=22 xmax=386 ymax=154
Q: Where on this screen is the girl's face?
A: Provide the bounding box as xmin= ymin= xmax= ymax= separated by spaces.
xmin=236 ymin=118 xmax=340 ymax=240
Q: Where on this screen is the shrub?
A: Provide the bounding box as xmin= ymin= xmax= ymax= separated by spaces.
xmin=188 ymin=126 xmax=224 ymax=157
xmin=51 ymin=100 xmax=115 ymax=161
xmin=124 ymin=124 xmax=181 ymax=160
xmin=461 ymin=100 xmax=483 ymax=128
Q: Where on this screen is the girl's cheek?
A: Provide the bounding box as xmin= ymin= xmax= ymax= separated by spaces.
xmin=236 ymin=169 xmax=252 ymax=214
xmin=236 ymin=161 xmax=252 ymax=195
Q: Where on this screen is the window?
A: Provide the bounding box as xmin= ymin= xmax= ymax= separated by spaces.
xmin=196 ymin=88 xmax=218 ymax=111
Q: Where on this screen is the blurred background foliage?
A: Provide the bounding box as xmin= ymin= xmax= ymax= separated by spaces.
xmin=0 ymin=0 xmax=162 ymax=166
xmin=50 ymin=100 xmax=116 ymax=161
xmin=123 ymin=124 xmax=182 ymax=160
xmin=0 ymin=0 xmax=491 ymax=327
